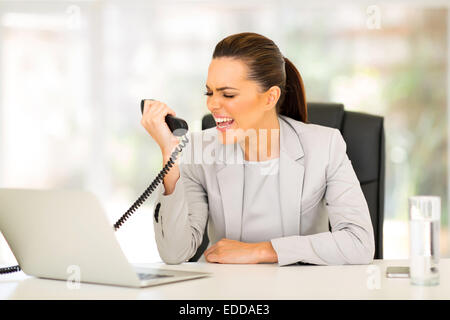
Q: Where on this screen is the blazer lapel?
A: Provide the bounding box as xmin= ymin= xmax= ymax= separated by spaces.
xmin=214 ymin=115 xmax=305 ymax=240
xmin=278 ymin=115 xmax=305 ymax=236
xmin=215 ymin=141 xmax=245 ymax=240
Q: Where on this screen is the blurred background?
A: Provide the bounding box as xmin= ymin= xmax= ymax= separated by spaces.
xmin=0 ymin=0 xmax=448 ymax=265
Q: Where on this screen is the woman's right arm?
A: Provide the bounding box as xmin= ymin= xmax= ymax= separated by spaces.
xmin=140 ymin=100 xmax=208 ymax=264
xmin=152 ymin=157 xmax=209 ymax=264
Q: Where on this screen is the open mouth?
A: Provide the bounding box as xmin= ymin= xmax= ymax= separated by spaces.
xmin=213 ymin=116 xmax=235 ymax=130
xmin=216 ymin=119 xmax=234 ymax=128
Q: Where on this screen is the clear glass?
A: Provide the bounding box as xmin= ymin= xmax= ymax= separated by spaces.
xmin=408 ymin=196 xmax=440 ymax=286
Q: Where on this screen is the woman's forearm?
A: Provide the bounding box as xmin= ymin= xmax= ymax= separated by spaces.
xmin=161 ymin=142 xmax=181 ymax=195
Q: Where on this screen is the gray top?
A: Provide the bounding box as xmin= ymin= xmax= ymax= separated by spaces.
xmin=241 ymin=157 xmax=283 ymax=243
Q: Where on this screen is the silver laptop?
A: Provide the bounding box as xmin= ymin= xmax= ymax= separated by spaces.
xmin=0 ymin=188 xmax=209 ymax=288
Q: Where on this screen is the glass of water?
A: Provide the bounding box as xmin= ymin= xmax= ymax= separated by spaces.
xmin=408 ymin=196 xmax=440 ymax=286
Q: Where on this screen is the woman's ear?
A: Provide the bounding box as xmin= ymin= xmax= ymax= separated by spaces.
xmin=264 ymin=86 xmax=281 ymax=111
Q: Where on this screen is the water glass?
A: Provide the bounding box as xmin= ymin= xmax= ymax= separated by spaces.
xmin=408 ymin=196 xmax=440 ymax=286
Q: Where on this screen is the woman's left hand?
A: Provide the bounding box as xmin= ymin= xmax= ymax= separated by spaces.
xmin=203 ymin=238 xmax=278 ymax=264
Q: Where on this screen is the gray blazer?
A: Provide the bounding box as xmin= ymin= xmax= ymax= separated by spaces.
xmin=152 ymin=114 xmax=375 ymax=266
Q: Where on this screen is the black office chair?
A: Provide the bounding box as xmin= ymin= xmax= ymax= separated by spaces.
xmin=189 ymin=102 xmax=385 ymax=261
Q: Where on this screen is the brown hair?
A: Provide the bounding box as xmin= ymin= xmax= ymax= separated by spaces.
xmin=212 ymin=32 xmax=308 ymax=123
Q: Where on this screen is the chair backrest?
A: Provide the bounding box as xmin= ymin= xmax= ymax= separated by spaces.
xmin=190 ymin=103 xmax=385 ymax=261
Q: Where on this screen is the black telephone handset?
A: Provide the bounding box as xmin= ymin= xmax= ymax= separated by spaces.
xmin=0 ymin=99 xmax=190 ymax=275
xmin=140 ymin=99 xmax=188 ymax=136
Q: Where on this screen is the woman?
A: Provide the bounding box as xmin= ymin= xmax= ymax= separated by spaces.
xmin=141 ymin=32 xmax=375 ymax=266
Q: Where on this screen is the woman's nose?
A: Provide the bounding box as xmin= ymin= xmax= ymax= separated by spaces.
xmin=207 ymin=103 xmax=220 ymax=113
xmin=207 ymin=93 xmax=222 ymax=110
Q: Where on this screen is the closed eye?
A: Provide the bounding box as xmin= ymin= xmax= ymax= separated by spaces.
xmin=204 ymin=92 xmax=235 ymax=98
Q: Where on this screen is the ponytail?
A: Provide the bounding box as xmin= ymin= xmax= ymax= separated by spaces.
xmin=277 ymin=57 xmax=308 ymax=123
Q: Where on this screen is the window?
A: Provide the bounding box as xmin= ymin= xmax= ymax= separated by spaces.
xmin=0 ymin=1 xmax=447 ymax=265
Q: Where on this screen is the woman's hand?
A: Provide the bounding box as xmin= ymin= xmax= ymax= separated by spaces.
xmin=203 ymin=238 xmax=278 ymax=264
xmin=140 ymin=99 xmax=180 ymax=153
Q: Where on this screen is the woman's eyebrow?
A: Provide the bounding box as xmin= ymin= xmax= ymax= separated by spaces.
xmin=205 ymin=84 xmax=239 ymax=91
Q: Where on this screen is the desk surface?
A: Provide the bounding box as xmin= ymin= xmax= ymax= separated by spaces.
xmin=1 ymin=259 xmax=449 ymax=300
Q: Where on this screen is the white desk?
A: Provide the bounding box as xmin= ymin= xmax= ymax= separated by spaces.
xmin=1 ymin=259 xmax=449 ymax=299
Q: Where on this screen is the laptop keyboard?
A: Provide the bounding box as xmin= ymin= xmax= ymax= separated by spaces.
xmin=137 ymin=272 xmax=174 ymax=281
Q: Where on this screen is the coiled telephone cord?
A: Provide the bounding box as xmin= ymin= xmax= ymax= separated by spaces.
xmin=0 ymin=265 xmax=21 ymax=274
xmin=0 ymin=134 xmax=189 ymax=275
xmin=113 ymin=134 xmax=189 ymax=230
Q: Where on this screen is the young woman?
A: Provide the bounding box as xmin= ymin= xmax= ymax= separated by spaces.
xmin=141 ymin=32 xmax=375 ymax=266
